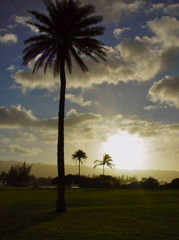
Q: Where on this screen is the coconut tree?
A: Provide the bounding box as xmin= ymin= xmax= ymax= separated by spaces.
xmin=94 ymin=153 xmax=115 ymax=175
xmin=72 ymin=149 xmax=87 ymax=176
xmin=22 ymin=0 xmax=106 ymax=212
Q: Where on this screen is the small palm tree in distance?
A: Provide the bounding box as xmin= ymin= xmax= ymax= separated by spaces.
xmin=72 ymin=150 xmax=87 ymax=176
xmin=94 ymin=153 xmax=115 ymax=175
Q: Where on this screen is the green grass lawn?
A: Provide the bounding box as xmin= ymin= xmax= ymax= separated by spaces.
xmin=0 ymin=187 xmax=179 ymax=240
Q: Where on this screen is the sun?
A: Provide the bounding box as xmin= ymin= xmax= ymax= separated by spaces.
xmin=103 ymin=132 xmax=146 ymax=170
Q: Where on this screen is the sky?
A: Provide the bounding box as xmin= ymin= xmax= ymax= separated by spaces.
xmin=0 ymin=0 xmax=179 ymax=172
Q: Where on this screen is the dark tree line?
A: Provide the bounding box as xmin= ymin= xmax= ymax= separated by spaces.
xmin=53 ymin=175 xmax=179 ymax=190
xmin=0 ymin=162 xmax=53 ymax=187
xmin=1 ymin=162 xmax=179 ymax=189
xmin=0 ymin=162 xmax=34 ymax=187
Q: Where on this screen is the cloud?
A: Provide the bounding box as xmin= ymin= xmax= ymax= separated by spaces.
xmin=42 ymin=135 xmax=57 ymax=143
xmin=0 ymin=105 xmax=178 ymax=145
xmin=145 ymin=3 xmax=164 ymax=14
xmin=66 ymin=93 xmax=92 ymax=107
xmin=65 ymin=109 xmax=101 ymax=127
xmin=15 ymin=16 xmax=30 ymax=25
xmin=148 ymin=76 xmax=179 ymax=109
xmin=82 ymin=0 xmax=144 ymax=23
xmin=0 ymin=137 xmax=10 ymax=144
xmin=146 ymin=16 xmax=179 ymax=48
xmin=119 ymin=39 xmax=149 ymax=60
xmin=12 ymin=68 xmax=59 ymax=93
xmin=143 ymin=105 xmax=167 ymax=111
xmin=65 ymin=109 xmax=179 ymax=142
xmin=15 ymin=132 xmax=36 ymax=142
xmin=0 ymin=33 xmax=17 ymax=44
xmin=0 ymin=146 xmax=6 ymax=152
xmin=14 ymin=15 xmax=38 ymax=32
xmin=113 ymin=27 xmax=131 ymax=39
xmin=12 ymin=43 xmax=157 ymax=92
xmin=10 ymin=144 xmax=42 ymax=156
xmin=12 ymin=14 xmax=179 ymax=92
xmin=164 ymin=3 xmax=179 ymax=17
xmin=6 ymin=65 xmax=19 ymax=72
xmin=64 ymin=109 xmax=109 ymax=142
xmin=0 ymin=105 xmax=37 ymax=128
xmin=147 ymin=3 xmax=179 ymax=17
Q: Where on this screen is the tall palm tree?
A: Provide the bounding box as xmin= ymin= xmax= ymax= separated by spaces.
xmin=72 ymin=149 xmax=87 ymax=176
xmin=94 ymin=153 xmax=115 ymax=175
xmin=22 ymin=0 xmax=106 ymax=212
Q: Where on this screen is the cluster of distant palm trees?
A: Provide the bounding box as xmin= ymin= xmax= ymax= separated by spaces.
xmin=72 ymin=150 xmax=115 ymax=176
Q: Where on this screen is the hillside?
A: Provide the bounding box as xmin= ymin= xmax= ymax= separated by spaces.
xmin=0 ymin=160 xmax=179 ymax=183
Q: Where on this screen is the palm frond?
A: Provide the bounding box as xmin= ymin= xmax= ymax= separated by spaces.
xmin=44 ymin=51 xmax=56 ymax=74
xmin=32 ymin=49 xmax=53 ymax=73
xmin=26 ymin=21 xmax=52 ymax=34
xmin=77 ymin=4 xmax=95 ymax=19
xmin=54 ymin=58 xmax=61 ymax=77
xmin=76 ymin=15 xmax=103 ymax=29
xmin=27 ymin=10 xmax=53 ymax=28
xmin=70 ymin=47 xmax=88 ymax=72
xmin=76 ymin=26 xmax=105 ymax=38
xmin=23 ymin=34 xmax=49 ymax=45
xmin=65 ymin=49 xmax=72 ymax=74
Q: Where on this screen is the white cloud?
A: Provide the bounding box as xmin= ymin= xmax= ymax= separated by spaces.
xmin=10 ymin=144 xmax=42 ymax=156
xmin=82 ymin=0 xmax=144 ymax=23
xmin=148 ymin=76 xmax=179 ymax=109
xmin=15 ymin=132 xmax=36 ymax=142
xmin=15 ymin=16 xmax=31 ymax=25
xmin=6 ymin=65 xmax=18 ymax=72
xmin=66 ymin=93 xmax=92 ymax=107
xmin=0 ymin=33 xmax=18 ymax=44
xmin=146 ymin=16 xmax=179 ymax=48
xmin=14 ymin=15 xmax=38 ymax=32
xmin=143 ymin=105 xmax=167 ymax=111
xmin=113 ymin=27 xmax=131 ymax=39
xmin=12 ymin=68 xmax=59 ymax=93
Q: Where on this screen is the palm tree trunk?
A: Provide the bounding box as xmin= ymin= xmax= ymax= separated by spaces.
xmin=103 ymin=164 xmax=105 ymax=176
xmin=79 ymin=160 xmax=80 ymax=176
xmin=56 ymin=58 xmax=66 ymax=213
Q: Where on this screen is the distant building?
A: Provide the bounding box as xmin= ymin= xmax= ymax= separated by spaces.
xmin=0 ymin=180 xmax=6 ymax=186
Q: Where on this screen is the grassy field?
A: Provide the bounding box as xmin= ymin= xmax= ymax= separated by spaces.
xmin=0 ymin=187 xmax=179 ymax=240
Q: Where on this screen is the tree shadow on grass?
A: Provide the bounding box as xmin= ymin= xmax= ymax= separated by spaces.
xmin=0 ymin=206 xmax=62 ymax=239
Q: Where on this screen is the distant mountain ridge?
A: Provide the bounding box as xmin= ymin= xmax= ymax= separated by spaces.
xmin=0 ymin=160 xmax=179 ymax=183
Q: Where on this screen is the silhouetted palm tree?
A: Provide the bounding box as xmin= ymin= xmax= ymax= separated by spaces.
xmin=72 ymin=149 xmax=87 ymax=176
xmin=22 ymin=0 xmax=106 ymax=212
xmin=94 ymin=153 xmax=115 ymax=175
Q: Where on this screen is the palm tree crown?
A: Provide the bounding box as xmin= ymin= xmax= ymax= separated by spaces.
xmin=94 ymin=153 xmax=115 ymax=175
xmin=23 ymin=0 xmax=107 ymax=76
xmin=72 ymin=149 xmax=87 ymax=175
xmin=22 ymin=0 xmax=106 ymax=213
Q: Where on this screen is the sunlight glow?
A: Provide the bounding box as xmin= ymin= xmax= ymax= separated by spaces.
xmin=103 ymin=132 xmax=146 ymax=170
